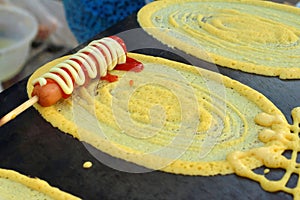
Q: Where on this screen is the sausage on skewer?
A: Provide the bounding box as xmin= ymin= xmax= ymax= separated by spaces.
xmin=31 ymin=36 xmax=127 ymax=107
xmin=0 ymin=36 xmax=143 ymax=127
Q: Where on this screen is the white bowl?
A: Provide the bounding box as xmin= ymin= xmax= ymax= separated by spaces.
xmin=0 ymin=5 xmax=38 ymax=81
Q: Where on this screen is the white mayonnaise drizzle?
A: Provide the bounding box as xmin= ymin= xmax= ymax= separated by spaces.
xmin=32 ymin=37 xmax=126 ymax=95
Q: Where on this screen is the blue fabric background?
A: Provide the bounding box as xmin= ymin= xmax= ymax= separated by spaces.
xmin=63 ymin=0 xmax=147 ymax=43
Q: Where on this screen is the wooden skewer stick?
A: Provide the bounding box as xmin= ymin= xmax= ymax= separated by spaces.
xmin=0 ymin=95 xmax=39 ymax=127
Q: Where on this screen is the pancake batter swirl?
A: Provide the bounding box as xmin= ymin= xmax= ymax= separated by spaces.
xmin=138 ymin=0 xmax=300 ymax=79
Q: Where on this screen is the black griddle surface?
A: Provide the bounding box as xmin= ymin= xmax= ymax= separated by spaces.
xmin=0 ymin=13 xmax=299 ymax=200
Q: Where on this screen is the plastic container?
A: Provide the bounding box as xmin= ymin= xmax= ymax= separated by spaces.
xmin=0 ymin=5 xmax=38 ymax=81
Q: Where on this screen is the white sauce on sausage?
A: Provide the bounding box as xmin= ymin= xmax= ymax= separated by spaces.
xmin=32 ymin=37 xmax=126 ymax=94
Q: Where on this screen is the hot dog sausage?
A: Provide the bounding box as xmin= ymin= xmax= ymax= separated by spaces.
xmin=32 ymin=79 xmax=63 ymax=107
xmin=31 ymin=36 xmax=127 ymax=106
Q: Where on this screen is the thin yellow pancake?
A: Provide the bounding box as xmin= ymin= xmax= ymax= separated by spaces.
xmin=0 ymin=168 xmax=80 ymax=199
xmin=137 ymin=0 xmax=300 ymax=79
xmin=27 ymin=53 xmax=285 ymax=176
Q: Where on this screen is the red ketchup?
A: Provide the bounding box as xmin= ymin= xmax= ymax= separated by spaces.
xmin=101 ymin=56 xmax=144 ymax=83
xmin=31 ymin=36 xmax=144 ymax=107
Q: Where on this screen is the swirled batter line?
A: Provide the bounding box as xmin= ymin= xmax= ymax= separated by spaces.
xmin=138 ymin=0 xmax=300 ymax=79
xmin=87 ymin=62 xmax=251 ymax=155
xmin=191 ymin=83 xmax=249 ymax=145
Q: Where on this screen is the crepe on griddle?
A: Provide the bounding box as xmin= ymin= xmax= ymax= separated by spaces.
xmin=137 ymin=0 xmax=300 ymax=79
xmin=27 ymin=53 xmax=285 ymax=176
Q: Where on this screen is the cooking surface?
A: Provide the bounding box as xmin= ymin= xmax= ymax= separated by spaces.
xmin=0 ymin=13 xmax=299 ymax=200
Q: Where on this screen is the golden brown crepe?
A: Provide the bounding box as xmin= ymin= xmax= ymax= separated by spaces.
xmin=0 ymin=168 xmax=80 ymax=199
xmin=137 ymin=0 xmax=300 ymax=79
